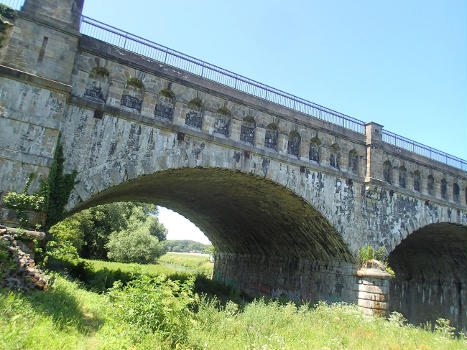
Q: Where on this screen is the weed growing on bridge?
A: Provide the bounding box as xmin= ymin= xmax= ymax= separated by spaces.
xmin=357 ymin=245 xmax=395 ymax=277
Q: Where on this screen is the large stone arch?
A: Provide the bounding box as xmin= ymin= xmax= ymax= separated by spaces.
xmin=59 ymin=106 xmax=363 ymax=302
xmin=362 ymin=188 xmax=467 ymax=255
xmin=70 ymin=167 xmax=352 ymax=261
xmin=388 ymin=222 xmax=467 ymax=332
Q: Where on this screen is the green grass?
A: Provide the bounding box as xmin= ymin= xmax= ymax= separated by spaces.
xmin=159 ymin=252 xmax=213 ymax=276
xmin=1 ymin=275 xmax=465 ymax=350
xmin=1 ymin=253 xmax=466 ymax=349
xmin=83 ymin=251 xmax=213 ymax=277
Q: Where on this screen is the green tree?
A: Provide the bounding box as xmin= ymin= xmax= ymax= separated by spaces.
xmin=48 ymin=217 xmax=84 ymax=251
xmin=106 ymin=216 xmax=165 ymax=263
xmin=54 ymin=202 xmax=166 ymax=260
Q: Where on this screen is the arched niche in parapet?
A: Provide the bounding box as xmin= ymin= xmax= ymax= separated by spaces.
xmin=441 ymin=178 xmax=448 ymax=200
xmin=427 ymin=174 xmax=435 ymax=196
xmin=154 ymin=88 xmax=175 ymax=122
xmin=240 ymin=116 xmax=256 ymax=145
xmin=453 ymin=183 xmax=460 ymax=203
xmin=398 ymin=166 xmax=407 ymax=188
xmin=84 ymin=66 xmax=110 ymax=103
xmin=264 ymin=123 xmax=278 ymax=151
xmin=383 ymin=160 xmax=392 ymax=184
xmin=184 ymin=98 xmax=203 ymax=129
xmin=413 ymin=170 xmax=421 ymax=192
xmin=287 ymin=131 xmax=301 ymax=157
xmin=348 ymin=149 xmax=359 ymax=175
xmin=121 ymin=78 xmax=144 ymax=113
xmin=329 ymin=143 xmax=341 ymax=169
xmin=309 ymin=137 xmax=321 ymax=163
xmin=214 ymin=106 xmax=231 ymax=137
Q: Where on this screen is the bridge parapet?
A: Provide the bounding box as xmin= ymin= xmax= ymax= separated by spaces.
xmin=71 ymin=35 xmax=467 ymax=209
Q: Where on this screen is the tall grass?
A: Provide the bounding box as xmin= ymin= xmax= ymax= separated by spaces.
xmin=159 ymin=252 xmax=213 ymax=276
xmin=1 ymin=253 xmax=465 ymax=349
xmin=1 ymin=275 xmax=465 ymax=350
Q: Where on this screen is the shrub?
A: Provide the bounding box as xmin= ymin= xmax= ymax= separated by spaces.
xmin=107 ymin=274 xmax=195 ymax=346
xmin=357 ymin=245 xmax=386 ymax=264
xmin=49 ymin=217 xmax=84 ymax=251
xmin=106 ymin=224 xmax=164 ymax=264
xmin=357 ymin=245 xmax=395 ymax=277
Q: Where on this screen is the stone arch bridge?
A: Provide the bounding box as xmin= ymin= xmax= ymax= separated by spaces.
xmin=0 ymin=0 xmax=466 ymax=330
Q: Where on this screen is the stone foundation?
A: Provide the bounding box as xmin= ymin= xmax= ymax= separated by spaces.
xmin=213 ymin=252 xmax=358 ymax=304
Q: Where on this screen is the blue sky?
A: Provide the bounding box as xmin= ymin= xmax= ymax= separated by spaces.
xmin=81 ymin=1 xmax=466 ymax=243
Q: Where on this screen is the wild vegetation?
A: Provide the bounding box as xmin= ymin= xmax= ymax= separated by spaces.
xmin=0 ymin=255 xmax=465 ymax=350
xmin=1 ymin=145 xmax=465 ymax=349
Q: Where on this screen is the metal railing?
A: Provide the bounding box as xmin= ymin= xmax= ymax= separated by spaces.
xmin=1 ymin=0 xmax=466 ymax=170
xmin=79 ymin=16 xmax=366 ymax=134
xmin=382 ymin=130 xmax=467 ymax=170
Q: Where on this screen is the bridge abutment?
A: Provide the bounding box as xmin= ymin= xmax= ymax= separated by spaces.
xmin=213 ymin=253 xmax=357 ymax=304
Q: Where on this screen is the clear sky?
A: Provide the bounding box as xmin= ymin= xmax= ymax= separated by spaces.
xmin=82 ymin=1 xmax=466 ymax=243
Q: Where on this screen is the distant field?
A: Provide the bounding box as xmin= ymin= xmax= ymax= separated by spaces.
xmin=159 ymin=252 xmax=213 ymax=276
xmin=84 ymin=251 xmax=213 ymax=277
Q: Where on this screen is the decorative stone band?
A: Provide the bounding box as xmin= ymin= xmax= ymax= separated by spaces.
xmin=355 ymin=267 xmax=393 ymax=317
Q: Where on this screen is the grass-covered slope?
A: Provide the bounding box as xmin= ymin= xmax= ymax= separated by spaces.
xmin=1 ymin=253 xmax=465 ymax=350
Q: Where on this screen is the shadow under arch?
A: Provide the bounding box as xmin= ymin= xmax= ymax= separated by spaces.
xmin=388 ymin=222 xmax=467 ymax=332
xmin=71 ymin=167 xmax=357 ymax=302
xmin=71 ymin=167 xmax=352 ymax=262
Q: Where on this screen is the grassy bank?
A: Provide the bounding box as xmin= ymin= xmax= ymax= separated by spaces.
xmin=1 ymin=275 xmax=465 ymax=350
xmin=1 ymin=253 xmax=465 ymax=349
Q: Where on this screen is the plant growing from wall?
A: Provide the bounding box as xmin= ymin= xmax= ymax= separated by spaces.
xmin=217 ymin=106 xmax=231 ymax=116
xmin=44 ymin=135 xmax=78 ymax=229
xmin=159 ymin=88 xmax=175 ymax=99
xmin=357 ymin=245 xmax=395 ymax=277
xmin=2 ymin=135 xmax=77 ymax=229
xmin=188 ymin=97 xmax=202 ymax=109
xmin=0 ymin=4 xmax=15 ymax=48
xmin=126 ymin=77 xmax=144 ymax=90
xmin=92 ymin=66 xmax=110 ymax=77
xmin=3 ymin=174 xmax=46 ymax=228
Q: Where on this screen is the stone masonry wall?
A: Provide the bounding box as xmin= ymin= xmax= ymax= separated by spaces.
xmin=0 ymin=0 xmax=466 ymax=330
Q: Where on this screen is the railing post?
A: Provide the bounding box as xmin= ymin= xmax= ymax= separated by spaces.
xmin=164 ymin=51 xmax=168 ymax=63
xmin=123 ymin=35 xmax=128 ymax=49
xmin=364 ymin=122 xmax=384 ymax=183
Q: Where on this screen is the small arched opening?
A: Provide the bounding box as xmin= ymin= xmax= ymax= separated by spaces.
xmin=398 ymin=166 xmax=407 ymax=189
xmin=348 ymin=149 xmax=359 ymax=174
xmin=185 ymin=98 xmax=203 ymax=129
xmin=329 ymin=144 xmax=340 ymax=169
xmin=287 ymin=131 xmax=301 ymax=157
xmin=264 ymin=123 xmax=278 ymax=151
xmin=121 ymin=78 xmax=144 ymax=113
xmin=413 ymin=171 xmax=421 ymax=192
xmin=240 ymin=116 xmax=256 ymax=145
xmin=383 ymin=161 xmax=392 ymax=184
xmin=154 ymin=88 xmax=175 ymax=121
xmin=309 ymin=137 xmax=321 ymax=163
xmin=84 ymin=66 xmax=110 ymax=103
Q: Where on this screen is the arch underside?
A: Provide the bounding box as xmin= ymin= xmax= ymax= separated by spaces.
xmin=388 ymin=223 xmax=467 ymax=280
xmin=73 ymin=167 xmax=352 ymax=261
xmin=388 ymin=223 xmax=467 ymax=331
